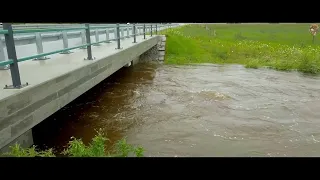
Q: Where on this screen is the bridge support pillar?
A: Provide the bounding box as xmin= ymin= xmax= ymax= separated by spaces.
xmin=125 ymin=58 xmax=138 ymax=67
xmin=124 ymin=61 xmax=132 ymax=67
xmin=132 ymin=57 xmax=140 ymax=66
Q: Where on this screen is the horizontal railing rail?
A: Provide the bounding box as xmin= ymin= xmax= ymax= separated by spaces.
xmin=0 ymin=23 xmax=179 ymax=89
xmin=12 ymin=27 xmax=88 ymax=34
xmin=0 ymin=24 xmax=166 ymax=45
xmin=0 ymin=30 xmax=8 ymax=34
xmin=1 ymin=29 xmax=128 ymax=46
xmin=0 ymin=59 xmax=12 ymax=66
xmin=0 ymin=23 xmax=172 ymax=29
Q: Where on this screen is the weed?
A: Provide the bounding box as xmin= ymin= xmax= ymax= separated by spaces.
xmin=2 ymin=129 xmax=144 ymax=157
xmin=113 ymin=138 xmax=144 ymax=157
xmin=3 ymin=144 xmax=55 ymax=157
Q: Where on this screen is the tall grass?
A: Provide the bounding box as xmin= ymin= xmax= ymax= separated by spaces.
xmin=158 ymin=24 xmax=320 ymax=74
xmin=2 ymin=129 xmax=144 ymax=157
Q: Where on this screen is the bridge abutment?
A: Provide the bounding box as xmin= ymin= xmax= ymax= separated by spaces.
xmin=0 ymin=129 xmax=33 ymax=154
xmin=157 ymin=35 xmax=166 ymax=61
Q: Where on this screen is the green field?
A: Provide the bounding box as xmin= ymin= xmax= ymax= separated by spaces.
xmin=159 ymin=24 xmax=320 ymax=74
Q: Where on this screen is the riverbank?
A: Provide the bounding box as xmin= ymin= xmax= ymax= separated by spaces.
xmin=159 ymin=24 xmax=320 ymax=74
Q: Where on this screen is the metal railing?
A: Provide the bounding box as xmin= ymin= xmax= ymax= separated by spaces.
xmin=0 ymin=23 xmax=178 ymax=89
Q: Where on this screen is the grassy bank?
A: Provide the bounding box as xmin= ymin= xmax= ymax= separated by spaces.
xmin=1 ymin=129 xmax=144 ymax=157
xmin=159 ymin=24 xmax=320 ymax=74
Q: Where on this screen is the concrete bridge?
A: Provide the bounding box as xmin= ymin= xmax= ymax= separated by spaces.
xmin=0 ymin=23 xmax=179 ymax=151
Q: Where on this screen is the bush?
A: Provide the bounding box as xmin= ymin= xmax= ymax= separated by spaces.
xmin=2 ymin=129 xmax=144 ymax=157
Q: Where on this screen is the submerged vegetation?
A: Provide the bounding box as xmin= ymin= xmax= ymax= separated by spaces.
xmin=159 ymin=24 xmax=320 ymax=74
xmin=2 ymin=129 xmax=144 ymax=157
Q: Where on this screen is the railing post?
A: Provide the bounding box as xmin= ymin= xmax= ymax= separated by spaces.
xmin=114 ymin=27 xmax=117 ymax=41
xmin=105 ymin=28 xmax=110 ymax=43
xmin=93 ymin=29 xmax=101 ymax=46
xmin=34 ymin=33 xmax=49 ymax=60
xmin=115 ymin=24 xmax=122 ymax=50
xmin=85 ymin=24 xmax=93 ymax=60
xmin=60 ymin=31 xmax=72 ymax=54
xmin=151 ymin=24 xmax=153 ymax=37
xmin=3 ymin=23 xmax=26 ymax=89
xmin=156 ymin=24 xmax=158 ymax=35
xmin=126 ymin=25 xmax=129 ymax=38
xmin=121 ymin=26 xmax=124 ymax=39
xmin=143 ymin=24 xmax=146 ymax=39
xmin=133 ymin=24 xmax=137 ymax=43
xmin=0 ymin=36 xmax=8 ymax=70
xmin=80 ymin=30 xmax=87 ymax=49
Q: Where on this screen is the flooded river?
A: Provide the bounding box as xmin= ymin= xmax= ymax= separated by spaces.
xmin=33 ymin=62 xmax=320 ymax=157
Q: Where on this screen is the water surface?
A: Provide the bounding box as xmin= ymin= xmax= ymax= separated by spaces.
xmin=33 ymin=62 xmax=320 ymax=157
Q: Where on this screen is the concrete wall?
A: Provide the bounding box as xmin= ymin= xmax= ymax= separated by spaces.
xmin=157 ymin=35 xmax=166 ymax=61
xmin=139 ymin=45 xmax=160 ymax=62
xmin=0 ymin=36 xmax=161 ymax=152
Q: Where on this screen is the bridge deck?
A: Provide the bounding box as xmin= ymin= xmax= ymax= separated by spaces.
xmin=0 ymin=35 xmax=151 ymax=101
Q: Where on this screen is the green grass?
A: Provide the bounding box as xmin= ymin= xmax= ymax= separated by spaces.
xmin=158 ymin=24 xmax=320 ymax=74
xmin=2 ymin=129 xmax=144 ymax=157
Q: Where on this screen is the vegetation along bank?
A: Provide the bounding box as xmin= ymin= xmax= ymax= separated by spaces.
xmin=159 ymin=24 xmax=320 ymax=74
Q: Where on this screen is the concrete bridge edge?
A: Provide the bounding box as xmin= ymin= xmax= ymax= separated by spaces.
xmin=0 ymin=36 xmax=164 ymax=154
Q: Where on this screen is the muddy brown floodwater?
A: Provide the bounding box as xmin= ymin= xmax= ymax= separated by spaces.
xmin=33 ymin=62 xmax=320 ymax=157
